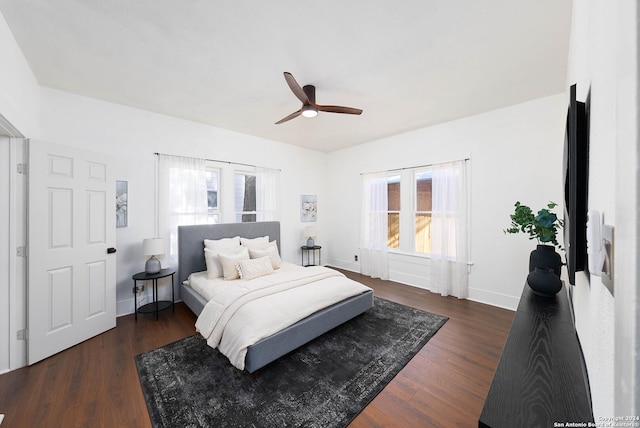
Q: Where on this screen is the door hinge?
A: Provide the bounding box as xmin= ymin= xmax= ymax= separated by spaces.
xmin=17 ymin=329 xmax=27 ymax=340
xmin=17 ymin=163 xmax=27 ymax=174
xmin=16 ymin=246 xmax=26 ymax=257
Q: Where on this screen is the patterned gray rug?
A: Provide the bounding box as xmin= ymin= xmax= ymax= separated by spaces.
xmin=135 ymin=297 xmax=448 ymax=428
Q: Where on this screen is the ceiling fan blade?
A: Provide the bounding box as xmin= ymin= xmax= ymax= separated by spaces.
xmin=283 ymin=72 xmax=310 ymax=105
xmin=275 ymin=109 xmax=302 ymax=124
xmin=316 ymin=104 xmax=363 ymax=115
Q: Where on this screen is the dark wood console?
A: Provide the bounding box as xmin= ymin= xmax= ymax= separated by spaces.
xmin=479 ymin=282 xmax=593 ymax=427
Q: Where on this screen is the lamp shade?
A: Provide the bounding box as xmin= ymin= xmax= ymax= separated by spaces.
xmin=304 ymin=226 xmax=317 ymax=239
xmin=143 ymin=238 xmax=165 ymax=256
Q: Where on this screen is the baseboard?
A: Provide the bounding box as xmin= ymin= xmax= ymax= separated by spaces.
xmin=326 ymin=259 xmax=430 ymax=289
xmin=325 ymin=258 xmax=359 ymax=273
xmin=328 ymin=258 xmax=519 ymax=311
xmin=117 ymin=298 xmax=135 ymax=317
xmin=389 ymin=270 xmax=429 ymax=289
xmin=467 ymin=287 xmax=519 ymax=311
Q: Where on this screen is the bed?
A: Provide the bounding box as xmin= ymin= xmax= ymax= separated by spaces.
xmin=178 ymin=221 xmax=374 ymax=373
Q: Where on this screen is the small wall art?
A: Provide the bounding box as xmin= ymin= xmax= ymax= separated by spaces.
xmin=300 ymin=194 xmax=317 ymax=222
xmin=116 ymin=180 xmax=128 ymax=228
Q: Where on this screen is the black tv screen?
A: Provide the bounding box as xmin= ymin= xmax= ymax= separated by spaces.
xmin=563 ymin=84 xmax=589 ymax=285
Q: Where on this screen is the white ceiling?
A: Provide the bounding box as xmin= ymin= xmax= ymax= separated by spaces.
xmin=0 ymin=0 xmax=572 ymax=152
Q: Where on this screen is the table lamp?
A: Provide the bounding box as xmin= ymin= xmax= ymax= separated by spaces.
xmin=304 ymin=226 xmax=316 ymax=247
xmin=143 ymin=238 xmax=165 ymax=274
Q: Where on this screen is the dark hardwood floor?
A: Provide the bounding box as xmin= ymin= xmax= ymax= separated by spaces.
xmin=0 ymin=270 xmax=514 ymax=427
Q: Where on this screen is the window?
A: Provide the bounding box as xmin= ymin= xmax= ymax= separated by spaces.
xmin=374 ymin=163 xmax=465 ymax=256
xmin=415 ymin=171 xmax=433 ymax=253
xmin=387 ymin=175 xmax=401 ymax=248
xmin=159 ymin=156 xmax=280 ymax=266
xmin=382 ymin=169 xmax=434 ymax=254
xmin=235 ymin=172 xmax=257 ymax=222
xmin=360 ymin=160 xmax=468 ymax=295
xmin=205 ymin=167 xmax=220 ymax=224
xmin=158 ymin=154 xmax=209 ymax=268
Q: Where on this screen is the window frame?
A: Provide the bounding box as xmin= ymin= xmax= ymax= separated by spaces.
xmin=205 ymin=166 xmax=221 ymax=224
xmin=414 ymin=169 xmax=433 ymax=255
xmin=234 ymin=170 xmax=257 ymax=223
xmin=386 ymin=174 xmax=401 ymax=249
xmin=383 ymin=167 xmax=436 ymax=257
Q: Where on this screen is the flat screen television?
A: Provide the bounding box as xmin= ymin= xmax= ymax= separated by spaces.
xmin=563 ymin=84 xmax=589 ymax=285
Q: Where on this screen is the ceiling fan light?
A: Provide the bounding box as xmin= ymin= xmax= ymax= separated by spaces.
xmin=301 ymin=105 xmax=318 ymax=118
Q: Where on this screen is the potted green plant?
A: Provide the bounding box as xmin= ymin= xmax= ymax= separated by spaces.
xmin=505 ymin=201 xmax=564 ymax=296
xmin=504 ymin=201 xmax=563 ymax=249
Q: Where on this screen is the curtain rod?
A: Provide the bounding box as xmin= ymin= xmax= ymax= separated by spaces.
xmin=154 ymin=152 xmax=281 ymax=171
xmin=360 ymin=158 xmax=470 ymax=175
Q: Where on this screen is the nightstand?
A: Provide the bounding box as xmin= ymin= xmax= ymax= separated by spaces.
xmin=301 ymin=245 xmax=321 ymax=267
xmin=132 ymin=268 xmax=175 ymax=321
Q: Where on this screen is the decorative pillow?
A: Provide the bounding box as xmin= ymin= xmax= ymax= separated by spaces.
xmin=248 ymin=241 xmax=281 ymax=269
xmin=217 ymin=247 xmax=250 ymax=280
xmin=204 ymin=236 xmax=242 ymax=279
xmin=237 ymin=257 xmax=274 ymax=280
xmin=204 ymin=248 xmax=222 ymax=279
xmin=240 ymin=236 xmax=269 ymax=248
xmin=204 ymin=236 xmax=240 ymax=250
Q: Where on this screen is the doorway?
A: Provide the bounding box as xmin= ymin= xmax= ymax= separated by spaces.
xmin=0 ymin=135 xmax=27 ymax=373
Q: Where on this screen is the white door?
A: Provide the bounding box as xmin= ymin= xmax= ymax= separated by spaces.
xmin=27 ymin=140 xmax=116 ymax=365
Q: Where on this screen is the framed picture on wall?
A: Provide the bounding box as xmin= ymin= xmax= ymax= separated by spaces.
xmin=116 ymin=180 xmax=128 ymax=228
xmin=300 ymin=194 xmax=317 ymax=222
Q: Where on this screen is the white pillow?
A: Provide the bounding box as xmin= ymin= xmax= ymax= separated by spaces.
xmin=248 ymin=241 xmax=281 ymax=269
xmin=240 ymin=236 xmax=269 ymax=248
xmin=218 ymin=247 xmax=250 ymax=280
xmin=204 ymin=236 xmax=240 ymax=250
xmin=237 ymin=256 xmax=274 ymax=280
xmin=204 ymin=245 xmax=246 ymax=279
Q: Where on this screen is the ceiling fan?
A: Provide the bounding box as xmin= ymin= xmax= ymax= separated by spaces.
xmin=275 ymin=72 xmax=363 ymax=124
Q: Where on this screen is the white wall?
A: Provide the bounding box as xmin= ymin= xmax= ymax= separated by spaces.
xmin=38 ymin=88 xmax=328 ymax=316
xmin=326 ymin=94 xmax=566 ymax=310
xmin=568 ymin=0 xmax=640 ymax=418
xmin=614 ymin=0 xmax=640 ymax=416
xmin=0 ymin=10 xmax=40 ymax=137
xmin=568 ymin=0 xmax=638 ymax=421
xmin=568 ymin=0 xmax=616 ymax=419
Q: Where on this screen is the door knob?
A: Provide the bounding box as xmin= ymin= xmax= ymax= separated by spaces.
xmin=107 ymin=247 xmax=117 ymax=254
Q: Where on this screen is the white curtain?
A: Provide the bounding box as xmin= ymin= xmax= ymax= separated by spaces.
xmin=256 ymin=167 xmax=281 ymax=221
xmin=360 ymin=172 xmax=389 ymax=280
xmin=430 ymin=160 xmax=469 ymax=298
xmin=157 ymin=154 xmax=209 ymax=269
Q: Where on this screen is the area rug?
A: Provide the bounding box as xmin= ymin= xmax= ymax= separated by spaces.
xmin=135 ymin=297 xmax=448 ymax=428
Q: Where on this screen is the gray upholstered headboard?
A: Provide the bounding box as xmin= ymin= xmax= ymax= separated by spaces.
xmin=177 ymin=221 xmax=281 ymax=284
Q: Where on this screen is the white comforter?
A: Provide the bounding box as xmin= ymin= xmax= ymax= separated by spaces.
xmin=193 ymin=264 xmax=371 ymax=370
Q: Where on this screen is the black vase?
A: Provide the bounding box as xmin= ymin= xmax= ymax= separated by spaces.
xmin=527 ymin=267 xmax=562 ymax=297
xmin=529 ymin=244 xmax=562 ymax=277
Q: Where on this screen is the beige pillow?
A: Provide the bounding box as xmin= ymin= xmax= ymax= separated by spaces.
xmin=240 ymin=236 xmax=269 ymax=248
xmin=217 ymin=247 xmax=250 ymax=280
xmin=204 ymin=245 xmax=245 ymax=279
xmin=203 ymin=237 xmax=242 ymax=279
xmin=248 ymin=241 xmax=281 ymax=269
xmin=237 ymin=257 xmax=274 ymax=280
